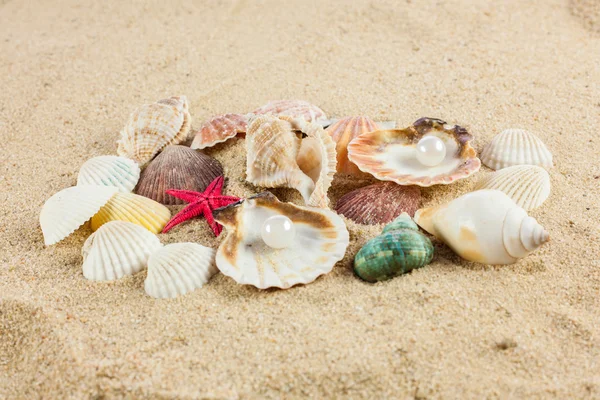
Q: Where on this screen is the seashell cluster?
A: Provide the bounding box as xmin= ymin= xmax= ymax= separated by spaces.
xmin=135 ymin=145 xmax=223 ymax=205
xmin=117 ymin=96 xmax=191 ymax=166
xmin=354 ymin=213 xmax=434 ymax=282
xmin=252 ymin=100 xmax=327 ymax=125
xmin=91 ymin=192 xmax=171 ymax=233
xmin=414 ymin=190 xmax=549 ymax=265
xmin=325 ymin=116 xmax=379 ymax=175
xmin=214 ymin=192 xmax=349 ymax=289
xmin=190 ymin=113 xmax=248 ymax=150
xmin=480 ymin=128 xmax=553 ymax=170
xmin=77 ymin=155 xmax=140 ymax=193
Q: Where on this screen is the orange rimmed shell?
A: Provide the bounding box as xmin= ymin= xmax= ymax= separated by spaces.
xmin=252 ymin=100 xmax=327 ymax=124
xmin=325 ymin=116 xmax=379 ymax=175
xmin=190 ymin=113 xmax=248 ymax=150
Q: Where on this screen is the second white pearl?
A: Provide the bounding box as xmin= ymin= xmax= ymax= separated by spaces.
xmin=261 ymin=215 xmax=296 ymax=249
xmin=415 ymin=136 xmax=447 ymax=167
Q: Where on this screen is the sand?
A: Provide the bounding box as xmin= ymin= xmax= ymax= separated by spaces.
xmin=1 ymin=0 xmax=599 ymax=398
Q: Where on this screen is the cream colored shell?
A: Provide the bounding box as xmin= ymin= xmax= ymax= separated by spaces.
xmin=82 ymin=221 xmax=163 ymax=281
xmin=145 ymin=243 xmax=217 ymax=299
xmin=77 ymin=155 xmax=140 ymax=193
xmin=214 ymin=192 xmax=349 ymax=289
xmin=474 ymin=165 xmax=551 ymax=210
xmin=480 ymin=128 xmax=553 ymax=170
xmin=252 ymin=100 xmax=327 ymax=124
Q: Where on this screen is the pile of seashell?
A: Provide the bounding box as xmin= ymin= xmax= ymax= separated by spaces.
xmin=39 ymin=96 xmax=554 ymax=297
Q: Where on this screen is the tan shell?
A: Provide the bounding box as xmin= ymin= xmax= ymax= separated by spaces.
xmin=91 ymin=192 xmax=171 ymax=233
xmin=117 ymin=96 xmax=191 ymax=166
xmin=335 ymin=182 xmax=421 ymax=225
xmin=135 ymin=145 xmax=223 ymax=205
xmin=214 ymin=192 xmax=349 ymax=289
xmin=347 ymin=117 xmax=481 ymax=187
xmin=325 ymin=116 xmax=379 ymax=175
xmin=190 ymin=113 xmax=247 ymax=150
xmin=480 ymin=128 xmax=553 ymax=170
xmin=252 ymin=100 xmax=327 ymax=124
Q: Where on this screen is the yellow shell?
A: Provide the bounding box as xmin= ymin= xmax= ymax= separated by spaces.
xmin=91 ymin=192 xmax=171 ymax=233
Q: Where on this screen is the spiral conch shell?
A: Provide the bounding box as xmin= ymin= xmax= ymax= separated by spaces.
xmin=117 ymin=96 xmax=191 ymax=166
xmin=414 ymin=189 xmax=549 ymax=265
xmin=214 ymin=192 xmax=349 ymax=289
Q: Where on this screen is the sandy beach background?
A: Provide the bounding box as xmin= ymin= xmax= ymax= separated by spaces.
xmin=1 ymin=0 xmax=599 ymax=398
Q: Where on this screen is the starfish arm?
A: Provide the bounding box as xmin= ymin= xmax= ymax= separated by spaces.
xmin=208 ymin=195 xmax=241 ymax=209
xmin=162 ymin=202 xmax=206 ymax=233
xmin=165 ymin=189 xmax=203 ymax=203
xmin=206 ymin=176 xmax=225 ymax=195
xmin=202 ymin=203 xmax=223 ymax=237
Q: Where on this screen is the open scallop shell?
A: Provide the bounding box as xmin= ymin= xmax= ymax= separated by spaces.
xmin=91 ymin=192 xmax=171 ymax=233
xmin=347 ymin=117 xmax=481 ymax=187
xmin=40 ymin=185 xmax=117 ymax=246
xmin=325 ymin=116 xmax=379 ymax=175
xmin=252 ymin=100 xmax=327 ymax=124
xmin=82 ymin=221 xmax=163 ymax=281
xmin=335 ymin=182 xmax=421 ymax=225
xmin=144 ymin=243 xmax=217 ymax=299
xmin=474 ymin=165 xmax=551 ymax=211
xmin=190 ymin=113 xmax=247 ymax=150
xmin=135 ymin=145 xmax=223 ymax=205
xmin=77 ymin=155 xmax=140 ymax=193
xmin=480 ymin=128 xmax=553 ymax=170
xmin=117 ymin=96 xmax=191 ymax=166
xmin=214 ymin=192 xmax=349 ymax=289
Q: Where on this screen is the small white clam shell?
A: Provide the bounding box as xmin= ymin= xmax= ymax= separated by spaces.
xmin=82 ymin=221 xmax=163 ymax=281
xmin=77 ymin=155 xmax=140 ymax=193
xmin=474 ymin=165 xmax=551 ymax=211
xmin=144 ymin=243 xmax=217 ymax=299
xmin=480 ymin=128 xmax=553 ymax=170
xmin=40 ymin=185 xmax=118 ymax=246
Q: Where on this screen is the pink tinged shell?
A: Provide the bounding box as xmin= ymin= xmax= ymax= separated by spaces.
xmin=335 ymin=182 xmax=421 ymax=225
xmin=135 ymin=145 xmax=224 ymax=205
xmin=252 ymin=100 xmax=327 ymax=123
xmin=325 ymin=116 xmax=379 ymax=175
xmin=190 ymin=113 xmax=248 ymax=150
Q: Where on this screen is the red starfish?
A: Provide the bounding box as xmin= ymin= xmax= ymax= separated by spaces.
xmin=162 ymin=176 xmax=240 ymax=236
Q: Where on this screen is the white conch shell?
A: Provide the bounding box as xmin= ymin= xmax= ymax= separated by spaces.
xmin=414 ymin=189 xmax=549 ymax=265
xmin=480 ymin=128 xmax=553 ymax=170
xmin=214 ymin=192 xmax=349 ymax=289
xmin=77 ymin=155 xmax=140 ymax=193
xmin=40 ymin=185 xmax=117 ymax=246
xmin=117 ymin=96 xmax=191 ymax=166
xmin=474 ymin=165 xmax=551 ymax=211
xmin=82 ymin=221 xmax=162 ymax=281
xmin=145 ymin=243 xmax=217 ymax=299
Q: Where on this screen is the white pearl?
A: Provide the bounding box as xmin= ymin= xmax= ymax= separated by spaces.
xmin=415 ymin=136 xmax=446 ymax=167
xmin=261 ymin=215 xmax=296 ymax=249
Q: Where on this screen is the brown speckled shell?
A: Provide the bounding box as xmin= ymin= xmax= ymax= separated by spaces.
xmin=190 ymin=113 xmax=247 ymax=150
xmin=325 ymin=116 xmax=379 ymax=175
xmin=135 ymin=145 xmax=223 ymax=205
xmin=335 ymin=182 xmax=421 ymax=225
xmin=252 ymin=100 xmax=327 ymax=124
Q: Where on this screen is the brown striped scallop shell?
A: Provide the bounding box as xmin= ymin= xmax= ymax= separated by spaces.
xmin=190 ymin=113 xmax=248 ymax=150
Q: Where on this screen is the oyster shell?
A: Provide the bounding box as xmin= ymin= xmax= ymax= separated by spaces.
xmin=474 ymin=165 xmax=551 ymax=211
xmin=40 ymin=185 xmax=117 ymax=246
xmin=325 ymin=116 xmax=379 ymax=175
xmin=145 ymin=243 xmax=217 ymax=299
xmin=135 ymin=145 xmax=224 ymax=205
xmin=91 ymin=192 xmax=171 ymax=233
xmin=190 ymin=113 xmax=247 ymax=150
xmin=214 ymin=192 xmax=349 ymax=289
xmin=77 ymin=155 xmax=140 ymax=193
xmin=335 ymin=182 xmax=421 ymax=225
xmin=117 ymin=96 xmax=191 ymax=166
xmin=82 ymin=221 xmax=162 ymax=281
xmin=347 ymin=117 xmax=481 ymax=186
xmin=252 ymin=100 xmax=327 ymax=124
xmin=480 ymin=128 xmax=553 ymax=170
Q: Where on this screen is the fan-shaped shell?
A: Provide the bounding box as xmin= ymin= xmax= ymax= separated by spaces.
xmin=77 ymin=155 xmax=140 ymax=193
xmin=480 ymin=128 xmax=553 ymax=170
xmin=117 ymin=96 xmax=191 ymax=166
xmin=214 ymin=192 xmax=349 ymax=289
xmin=82 ymin=221 xmax=163 ymax=281
xmin=326 ymin=116 xmax=379 ymax=175
xmin=335 ymin=182 xmax=421 ymax=225
xmin=40 ymin=185 xmax=117 ymax=246
xmin=252 ymin=100 xmax=327 ymax=124
xmin=144 ymin=243 xmax=217 ymax=299
xmin=135 ymin=145 xmax=224 ymax=205
xmin=348 ymin=118 xmax=481 ymax=186
xmin=190 ymin=113 xmax=247 ymax=150
xmin=91 ymin=192 xmax=171 ymax=233
xmin=474 ymin=165 xmax=551 ymax=211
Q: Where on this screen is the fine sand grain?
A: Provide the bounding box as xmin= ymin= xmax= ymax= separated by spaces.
xmin=1 ymin=0 xmax=599 ymax=398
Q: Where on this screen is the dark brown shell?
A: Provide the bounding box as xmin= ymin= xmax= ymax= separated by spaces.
xmin=334 ymin=182 xmax=421 ymax=225
xmin=135 ymin=145 xmax=223 ymax=205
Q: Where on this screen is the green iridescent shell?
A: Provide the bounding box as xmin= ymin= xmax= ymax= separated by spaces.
xmin=354 ymin=213 xmax=433 ymax=282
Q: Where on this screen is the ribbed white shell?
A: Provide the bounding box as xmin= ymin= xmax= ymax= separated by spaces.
xmin=77 ymin=155 xmax=140 ymax=193
xmin=82 ymin=221 xmax=163 ymax=281
xmin=474 ymin=165 xmax=551 ymax=211
xmin=144 ymin=243 xmax=216 ymax=299
xmin=480 ymin=129 xmax=553 ymax=170
xmin=40 ymin=185 xmax=117 ymax=246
